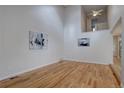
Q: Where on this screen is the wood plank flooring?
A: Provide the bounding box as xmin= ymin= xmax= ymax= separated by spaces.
xmin=0 ymin=61 xmax=120 ymax=88
xmin=110 ymin=57 xmax=121 ymax=86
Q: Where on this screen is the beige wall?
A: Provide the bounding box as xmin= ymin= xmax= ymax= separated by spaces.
xmin=86 ymin=16 xmax=92 ymax=31
xmin=81 ymin=6 xmax=86 ymax=32
xmin=113 ymin=36 xmax=121 ymax=58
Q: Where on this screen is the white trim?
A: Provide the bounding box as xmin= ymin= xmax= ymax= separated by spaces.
xmin=0 ymin=60 xmax=61 ymax=81
xmin=63 ymin=58 xmax=112 ymax=65
xmin=0 ymin=59 xmax=111 ymax=81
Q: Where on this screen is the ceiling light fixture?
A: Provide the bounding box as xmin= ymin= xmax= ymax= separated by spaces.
xmin=89 ymin=9 xmax=104 ymax=17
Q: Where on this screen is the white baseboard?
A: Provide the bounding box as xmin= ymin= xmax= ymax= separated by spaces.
xmin=0 ymin=60 xmax=61 ymax=81
xmin=63 ymin=58 xmax=111 ymax=65
xmin=0 ymin=59 xmax=111 ymax=81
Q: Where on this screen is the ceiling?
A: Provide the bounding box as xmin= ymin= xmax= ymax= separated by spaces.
xmin=83 ymin=5 xmax=108 ymax=13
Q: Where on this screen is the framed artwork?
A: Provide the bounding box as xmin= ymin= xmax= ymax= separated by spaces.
xmin=78 ymin=38 xmax=90 ymax=47
xmin=29 ymin=31 xmax=48 ymax=50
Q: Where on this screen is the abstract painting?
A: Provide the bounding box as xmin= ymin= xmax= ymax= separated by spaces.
xmin=78 ymin=38 xmax=90 ymax=47
xmin=29 ymin=31 xmax=48 ymax=50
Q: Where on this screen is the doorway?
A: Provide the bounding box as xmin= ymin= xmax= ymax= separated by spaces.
xmin=111 ymin=18 xmax=122 ymax=86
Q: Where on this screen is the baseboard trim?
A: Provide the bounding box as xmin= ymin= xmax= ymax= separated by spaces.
xmin=63 ymin=58 xmax=111 ymax=65
xmin=0 ymin=60 xmax=62 ymax=81
xmin=0 ymin=59 xmax=112 ymax=81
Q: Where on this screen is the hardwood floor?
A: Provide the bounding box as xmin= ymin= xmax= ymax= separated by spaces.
xmin=110 ymin=57 xmax=121 ymax=85
xmin=0 ymin=61 xmax=120 ymax=88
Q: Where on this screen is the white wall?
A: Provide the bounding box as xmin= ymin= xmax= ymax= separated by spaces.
xmin=120 ymin=7 xmax=124 ymax=87
xmin=121 ymin=30 xmax=124 ymax=87
xmin=0 ymin=28 xmax=2 ymax=62
xmin=107 ymin=5 xmax=124 ymax=87
xmin=112 ymin=19 xmax=122 ymax=36
xmin=0 ymin=6 xmax=64 ymax=80
xmin=64 ymin=6 xmax=113 ymax=64
xmin=0 ymin=13 xmax=1 ymax=58
xmin=0 ymin=8 xmax=4 ymax=74
xmin=0 ymin=5 xmax=116 ymax=81
xmin=108 ymin=5 xmax=124 ymax=30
